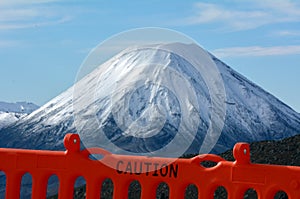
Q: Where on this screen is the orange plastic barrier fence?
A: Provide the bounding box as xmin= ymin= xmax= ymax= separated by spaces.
xmin=0 ymin=133 xmax=300 ymax=199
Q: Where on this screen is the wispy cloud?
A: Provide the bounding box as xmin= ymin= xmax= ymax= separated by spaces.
xmin=212 ymin=45 xmax=300 ymax=58
xmin=274 ymin=30 xmax=300 ymax=37
xmin=0 ymin=0 xmax=71 ymax=30
xmin=0 ymin=0 xmax=60 ymax=7
xmin=186 ymin=0 xmax=300 ymax=31
xmin=0 ymin=40 xmax=21 ymax=48
xmin=0 ymin=16 xmax=71 ymax=30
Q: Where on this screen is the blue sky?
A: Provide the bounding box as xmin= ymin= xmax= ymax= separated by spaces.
xmin=0 ymin=0 xmax=300 ymax=112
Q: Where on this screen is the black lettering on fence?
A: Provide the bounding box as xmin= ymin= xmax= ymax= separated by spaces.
xmin=169 ymin=163 xmax=178 ymax=178
xmin=116 ymin=160 xmax=123 ymax=174
xmin=160 ymin=164 xmax=168 ymax=177
xmin=115 ymin=160 xmax=178 ymax=178
xmin=153 ymin=163 xmax=159 ymax=176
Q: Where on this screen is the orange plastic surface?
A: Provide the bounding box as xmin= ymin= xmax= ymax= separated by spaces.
xmin=0 ymin=133 xmax=299 ymax=199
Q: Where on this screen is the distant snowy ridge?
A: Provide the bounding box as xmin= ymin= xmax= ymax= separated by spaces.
xmin=0 ymin=101 xmax=39 ymax=114
xmin=0 ymin=101 xmax=39 ymax=129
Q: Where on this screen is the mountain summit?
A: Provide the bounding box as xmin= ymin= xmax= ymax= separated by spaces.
xmin=0 ymin=43 xmax=299 ymax=155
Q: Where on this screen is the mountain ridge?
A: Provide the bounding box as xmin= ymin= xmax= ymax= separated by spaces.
xmin=0 ymin=101 xmax=39 ymax=130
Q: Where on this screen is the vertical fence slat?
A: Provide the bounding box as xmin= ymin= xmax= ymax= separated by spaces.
xmin=58 ymin=176 xmax=74 ymax=199
xmin=228 ymin=186 xmax=245 ymax=199
xmin=198 ymin=186 xmax=213 ymax=199
xmin=169 ymin=184 xmax=185 ymax=199
xmin=5 ymin=172 xmax=22 ymax=199
xmin=32 ymin=174 xmax=48 ymax=199
xmin=140 ymin=183 xmax=156 ymax=199
xmin=113 ymin=180 xmax=129 ymax=199
xmin=86 ymin=179 xmax=100 ymax=199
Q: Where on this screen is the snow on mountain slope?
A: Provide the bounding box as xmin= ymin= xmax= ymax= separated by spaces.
xmin=0 ymin=102 xmax=39 ymax=129
xmin=0 ymin=112 xmax=21 ymax=129
xmin=211 ymin=56 xmax=300 ymax=152
xmin=0 ymin=43 xmax=299 ymax=156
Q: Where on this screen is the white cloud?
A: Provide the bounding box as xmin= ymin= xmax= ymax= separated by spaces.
xmin=274 ymin=30 xmax=300 ymax=37
xmin=0 ymin=0 xmax=59 ymax=7
xmin=0 ymin=0 xmax=70 ymax=30
xmin=212 ymin=45 xmax=300 ymax=58
xmin=0 ymin=16 xmax=71 ymax=30
xmin=257 ymin=0 xmax=300 ymax=16
xmin=186 ymin=0 xmax=300 ymax=31
xmin=0 ymin=8 xmax=40 ymax=22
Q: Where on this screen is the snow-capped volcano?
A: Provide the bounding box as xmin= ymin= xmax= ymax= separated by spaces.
xmin=0 ymin=43 xmax=299 ymax=155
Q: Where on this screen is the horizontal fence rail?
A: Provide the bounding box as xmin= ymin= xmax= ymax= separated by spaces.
xmin=0 ymin=133 xmax=299 ymax=199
